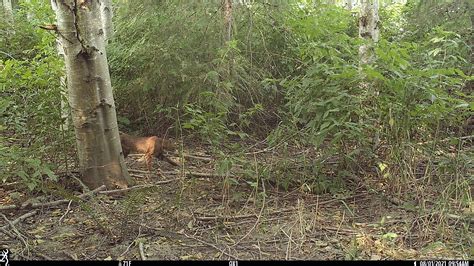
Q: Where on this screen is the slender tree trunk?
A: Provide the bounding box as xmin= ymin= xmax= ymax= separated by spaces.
xmin=358 ymin=0 xmax=381 ymax=150
xmin=464 ymin=0 xmax=474 ymax=93
xmin=344 ymin=0 xmax=353 ymax=10
xmin=359 ymin=0 xmax=379 ymax=66
xmin=50 ymin=0 xmax=69 ymax=131
xmin=223 ymin=0 xmax=233 ymax=43
xmin=53 ymin=0 xmax=132 ymax=189
xmin=221 ymin=0 xmax=234 ymax=102
xmin=3 ymin=0 xmax=13 ymax=23
xmin=100 ymin=0 xmax=113 ymax=43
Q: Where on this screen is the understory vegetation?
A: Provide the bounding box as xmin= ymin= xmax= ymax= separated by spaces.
xmin=0 ymin=0 xmax=472 ymax=259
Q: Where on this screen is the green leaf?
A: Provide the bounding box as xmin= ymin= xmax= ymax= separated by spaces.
xmin=389 ymin=118 xmax=395 ymax=127
xmin=382 ymin=232 xmax=398 ymax=240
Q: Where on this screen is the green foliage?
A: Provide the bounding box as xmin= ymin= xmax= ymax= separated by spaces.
xmin=403 ymin=0 xmax=473 ymax=42
xmin=0 ymin=1 xmax=71 ymax=189
xmin=1 ymin=0 xmax=471 ymax=203
xmin=108 ymin=1 xmax=472 ymax=194
xmin=373 ymin=38 xmax=470 ymax=143
xmin=108 ymin=1 xmax=225 ymax=133
xmin=108 ymin=2 xmax=286 ymax=136
xmin=264 ymin=4 xmax=365 ymax=190
xmin=276 ymin=4 xmax=362 ymax=149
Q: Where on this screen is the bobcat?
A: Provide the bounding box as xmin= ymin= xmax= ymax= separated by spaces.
xmin=119 ymin=131 xmax=178 ymax=171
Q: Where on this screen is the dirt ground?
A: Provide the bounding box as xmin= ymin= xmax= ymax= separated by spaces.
xmin=0 ymin=146 xmax=471 ymax=260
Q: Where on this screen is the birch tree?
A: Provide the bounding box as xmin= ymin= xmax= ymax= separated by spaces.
xmin=220 ymin=0 xmax=234 ymax=102
xmin=3 ymin=0 xmax=13 ymax=23
xmin=359 ymin=0 xmax=379 ymax=65
xmin=50 ymin=0 xmax=69 ymax=131
xmin=344 ymin=0 xmax=354 ymax=10
xmin=53 ymin=0 xmax=131 ymax=189
xmin=223 ymin=0 xmax=233 ymax=43
xmin=100 ymin=0 xmax=113 ymax=43
xmin=358 ymin=0 xmax=380 ymax=149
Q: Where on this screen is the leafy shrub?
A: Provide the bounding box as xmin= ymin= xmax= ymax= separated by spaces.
xmin=0 ymin=1 xmax=72 ymax=189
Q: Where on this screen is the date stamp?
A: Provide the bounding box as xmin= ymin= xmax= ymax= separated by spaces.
xmin=417 ymin=261 xmax=470 ymax=266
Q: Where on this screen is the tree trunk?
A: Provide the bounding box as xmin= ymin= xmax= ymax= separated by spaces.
xmin=223 ymin=0 xmax=232 ymax=43
xmin=358 ymin=0 xmax=380 ymax=150
xmin=359 ymin=0 xmax=379 ymax=66
xmin=52 ymin=0 xmax=132 ymax=190
xmin=344 ymin=0 xmax=353 ymax=10
xmin=100 ymin=0 xmax=113 ymax=43
xmin=3 ymin=0 xmax=13 ymax=23
xmin=220 ymin=0 xmax=234 ymax=104
xmin=50 ymin=0 xmax=69 ymax=131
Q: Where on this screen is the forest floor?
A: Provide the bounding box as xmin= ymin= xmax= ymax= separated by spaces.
xmin=0 ymin=144 xmax=471 ymax=260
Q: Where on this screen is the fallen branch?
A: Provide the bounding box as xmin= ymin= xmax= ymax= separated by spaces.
xmin=0 ymin=210 xmax=38 ymax=231
xmin=195 ymin=213 xmax=258 ymax=221
xmin=158 ymin=170 xmax=237 ymax=179
xmin=58 ymin=201 xmax=72 ymax=224
xmin=0 ymin=226 xmax=15 ymax=239
xmin=162 ymin=156 xmax=179 ymax=166
xmin=128 ymin=169 xmax=151 ymax=174
xmin=138 ymin=242 xmax=146 ymax=260
xmin=98 ymin=180 xmax=178 ymax=195
xmin=1 ymin=181 xmax=20 ymax=189
xmin=1 ymin=213 xmax=29 ymax=252
xmin=0 ymin=204 xmax=17 ymax=211
xmin=244 ymin=147 xmax=276 ymax=155
xmin=181 ymin=154 xmax=213 ymax=162
xmin=130 ymin=173 xmax=148 ymax=179
xmin=63 ymin=251 xmax=78 ymax=260
xmin=20 ymin=185 xmax=106 ymax=209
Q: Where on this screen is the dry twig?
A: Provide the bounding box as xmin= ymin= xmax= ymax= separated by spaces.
xmin=138 ymin=242 xmax=146 ymax=260
xmin=0 ymin=210 xmax=38 ymax=231
xmin=1 ymin=213 xmax=29 ymax=255
xmin=181 ymin=232 xmax=239 ymax=260
xmin=181 ymin=154 xmax=213 ymax=162
xmin=20 ymin=185 xmax=106 ymax=209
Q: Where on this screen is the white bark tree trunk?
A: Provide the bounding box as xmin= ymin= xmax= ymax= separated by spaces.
xmin=53 ymin=0 xmax=131 ymax=189
xmin=223 ymin=0 xmax=233 ymax=43
xmin=50 ymin=0 xmax=69 ymax=131
xmin=3 ymin=0 xmax=13 ymax=23
xmin=344 ymin=0 xmax=354 ymax=10
xmin=100 ymin=0 xmax=113 ymax=43
xmin=359 ymin=0 xmax=379 ymax=66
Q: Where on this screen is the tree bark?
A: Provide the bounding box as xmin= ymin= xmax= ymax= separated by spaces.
xmin=100 ymin=0 xmax=113 ymax=43
xmin=359 ymin=0 xmax=379 ymax=66
xmin=50 ymin=0 xmax=69 ymax=131
xmin=223 ymin=0 xmax=232 ymax=43
xmin=3 ymin=0 xmax=13 ymax=23
xmin=344 ymin=0 xmax=353 ymax=10
xmin=52 ymin=0 xmax=132 ymax=189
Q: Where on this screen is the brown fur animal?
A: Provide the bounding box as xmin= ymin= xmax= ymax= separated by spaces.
xmin=119 ymin=132 xmax=178 ymax=172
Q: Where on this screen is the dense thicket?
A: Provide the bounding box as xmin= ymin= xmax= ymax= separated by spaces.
xmin=1 ymin=0 xmax=472 ymax=195
xmin=0 ymin=2 xmax=67 ymax=189
xmin=107 ymin=1 xmax=472 ymax=191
